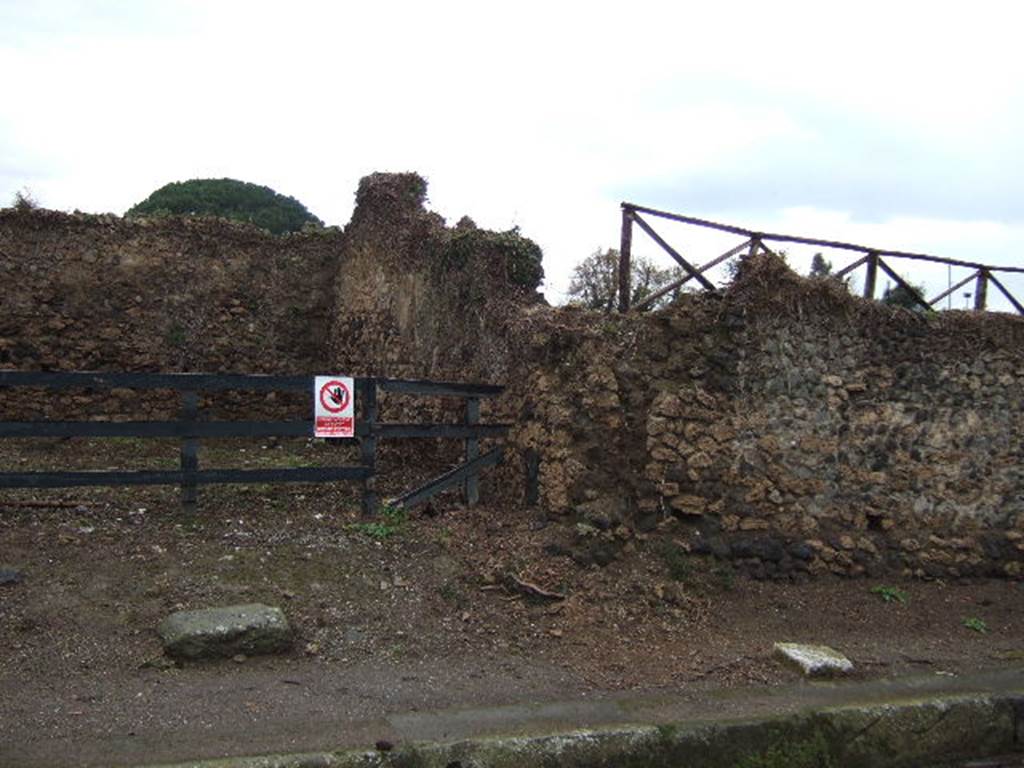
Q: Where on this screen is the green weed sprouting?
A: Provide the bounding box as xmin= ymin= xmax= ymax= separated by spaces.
xmin=351 ymin=504 xmax=408 ymax=540
xmin=870 ymin=585 xmax=908 ymax=604
xmin=962 ymin=617 xmax=988 ymax=634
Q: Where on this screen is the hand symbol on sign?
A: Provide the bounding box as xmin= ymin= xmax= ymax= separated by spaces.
xmin=330 ymin=387 xmax=345 ymax=406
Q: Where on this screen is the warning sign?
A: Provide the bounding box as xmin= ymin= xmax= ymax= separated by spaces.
xmin=314 ymin=376 xmax=354 ymax=438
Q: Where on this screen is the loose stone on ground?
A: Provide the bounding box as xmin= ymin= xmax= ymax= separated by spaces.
xmin=773 ymin=642 xmax=854 ymax=677
xmin=158 ymin=603 xmax=293 ymax=660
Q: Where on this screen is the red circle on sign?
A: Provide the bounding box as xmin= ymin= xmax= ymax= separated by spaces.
xmin=319 ymin=380 xmax=350 ymax=413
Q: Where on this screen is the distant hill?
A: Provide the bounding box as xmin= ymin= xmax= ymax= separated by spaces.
xmin=125 ymin=178 xmax=323 ymax=235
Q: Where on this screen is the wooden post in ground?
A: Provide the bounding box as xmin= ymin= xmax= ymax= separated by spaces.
xmin=618 ymin=206 xmax=633 ymax=312
xmin=524 ymin=448 xmax=539 ymax=507
xmin=358 ymin=379 xmax=378 ymax=517
xmin=974 ymin=269 xmax=988 ymax=310
xmin=464 ymin=397 xmax=480 ymax=506
xmin=863 ymin=252 xmax=879 ymax=299
xmin=179 ymin=390 xmax=198 ymax=513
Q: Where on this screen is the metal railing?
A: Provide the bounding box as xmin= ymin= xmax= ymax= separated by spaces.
xmin=618 ymin=203 xmax=1024 ymax=314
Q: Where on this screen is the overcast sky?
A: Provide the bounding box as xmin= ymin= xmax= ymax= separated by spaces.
xmin=2 ymin=1 xmax=1022 ymax=310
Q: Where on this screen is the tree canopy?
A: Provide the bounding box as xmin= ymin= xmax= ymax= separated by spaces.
xmin=125 ymin=178 xmax=323 ymax=235
xmin=567 ymin=248 xmax=689 ymax=311
xmin=809 ymin=253 xmax=832 ymax=277
xmin=881 ymin=282 xmax=929 ymax=311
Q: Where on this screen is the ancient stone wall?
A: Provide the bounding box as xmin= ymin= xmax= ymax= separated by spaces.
xmin=717 ymin=270 xmax=1024 ymax=580
xmin=508 ymin=256 xmax=1024 ymax=579
xmin=327 ymin=173 xmax=542 ymax=381
xmin=0 ymin=208 xmax=340 ymax=418
xmin=325 ymin=172 xmax=544 ymax=432
xmin=2 ymin=176 xmax=1021 ymax=579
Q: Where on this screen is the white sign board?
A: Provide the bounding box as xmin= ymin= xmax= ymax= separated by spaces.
xmin=314 ymin=375 xmax=355 ymax=438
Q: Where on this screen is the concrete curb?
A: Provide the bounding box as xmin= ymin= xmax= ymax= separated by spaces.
xmin=150 ymin=688 xmax=1024 ymax=768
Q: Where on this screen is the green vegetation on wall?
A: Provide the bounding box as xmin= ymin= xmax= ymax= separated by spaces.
xmin=444 ymin=224 xmax=545 ymax=291
xmin=881 ymin=282 xmax=929 ymax=311
xmin=125 ymin=178 xmax=323 ymax=235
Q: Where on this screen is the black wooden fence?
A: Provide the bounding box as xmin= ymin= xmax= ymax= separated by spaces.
xmin=618 ymin=203 xmax=1024 ymax=314
xmin=0 ymin=371 xmax=508 ymax=516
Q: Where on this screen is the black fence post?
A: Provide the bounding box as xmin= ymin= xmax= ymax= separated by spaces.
xmin=464 ymin=397 xmax=480 ymax=506
xmin=359 ymin=379 xmax=378 ymax=517
xmin=180 ymin=390 xmax=198 ymax=513
xmin=524 ymin=448 xmax=540 ymax=507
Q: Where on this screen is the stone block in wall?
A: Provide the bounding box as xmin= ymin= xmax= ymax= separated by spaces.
xmin=650 ymin=445 xmax=678 ymax=462
xmin=682 ymin=423 xmax=703 ymax=441
xmin=659 ymin=482 xmax=680 ymax=497
xmin=637 ymin=497 xmax=659 ymax=513
xmin=686 ymin=451 xmax=713 ymax=469
xmin=738 ymin=517 xmax=770 ymax=531
xmin=662 ymin=432 xmax=681 ymax=450
xmin=669 ymin=494 xmax=706 ymax=516
xmin=652 ymin=393 xmax=683 ymax=419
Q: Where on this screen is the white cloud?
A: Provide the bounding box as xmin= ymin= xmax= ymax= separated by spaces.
xmin=1 ymin=0 xmax=1022 ymax=310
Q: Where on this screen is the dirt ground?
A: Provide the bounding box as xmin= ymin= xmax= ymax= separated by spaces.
xmin=1 ymin=437 xmax=1023 ymax=766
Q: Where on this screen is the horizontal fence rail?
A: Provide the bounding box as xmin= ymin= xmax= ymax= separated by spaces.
xmin=0 ymin=370 xmax=508 ymax=396
xmin=618 ymin=203 xmax=1024 ymax=314
xmin=0 ymin=371 xmax=508 ymax=516
xmin=0 ymin=466 xmax=372 ymax=489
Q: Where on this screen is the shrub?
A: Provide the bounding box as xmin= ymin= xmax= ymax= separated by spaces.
xmin=125 ymin=178 xmax=322 ymax=235
xmin=11 ymin=188 xmax=39 ymax=211
xmin=443 ymin=225 xmax=544 ymax=290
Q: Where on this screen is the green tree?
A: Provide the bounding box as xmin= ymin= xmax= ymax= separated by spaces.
xmin=125 ymin=178 xmax=323 ymax=235
xmin=809 ymin=253 xmax=832 ymax=277
xmin=881 ymin=282 xmax=928 ymax=311
xmin=567 ymin=248 xmax=689 ymax=312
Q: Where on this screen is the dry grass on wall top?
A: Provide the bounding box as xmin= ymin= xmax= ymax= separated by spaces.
xmin=728 ymin=251 xmax=1024 ymax=341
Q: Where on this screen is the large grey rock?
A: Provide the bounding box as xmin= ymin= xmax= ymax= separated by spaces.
xmin=158 ymin=603 xmax=292 ymax=660
xmin=773 ymin=642 xmax=853 ymax=677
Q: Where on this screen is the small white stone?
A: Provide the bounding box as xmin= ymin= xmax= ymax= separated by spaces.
xmin=773 ymin=642 xmax=853 ymax=677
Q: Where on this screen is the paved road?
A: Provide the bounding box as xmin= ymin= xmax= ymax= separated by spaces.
xmin=4 ymin=666 xmax=1023 ymax=767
